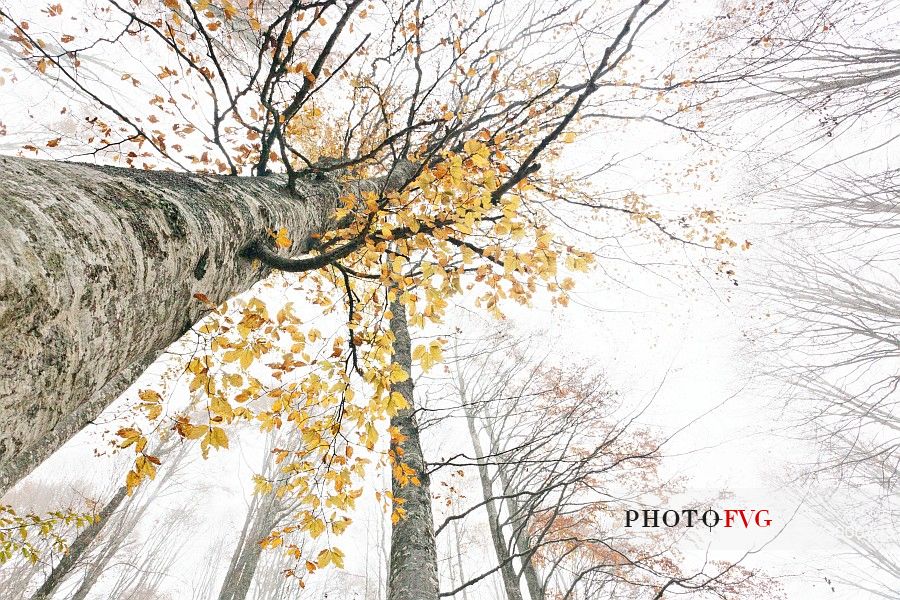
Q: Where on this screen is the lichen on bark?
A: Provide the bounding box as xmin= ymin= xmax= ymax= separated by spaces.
xmin=0 ymin=155 xmax=414 ymax=496
xmin=387 ymin=299 xmax=440 ymax=600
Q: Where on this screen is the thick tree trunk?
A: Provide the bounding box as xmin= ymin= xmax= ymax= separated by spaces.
xmin=386 ymin=299 xmax=439 ymax=600
xmin=0 ymin=155 xmax=414 ymax=496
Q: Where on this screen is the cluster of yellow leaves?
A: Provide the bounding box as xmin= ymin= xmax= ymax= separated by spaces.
xmin=120 ymin=280 xmax=421 ymax=576
xmin=412 ymin=341 xmax=443 ymax=372
xmin=0 ymin=505 xmax=98 ymax=564
xmin=106 ymin=128 xmax=725 ymax=578
xmin=117 ymin=426 xmax=162 ymax=495
xmin=390 ymin=498 xmax=407 ymax=525
xmin=109 ymin=127 xmax=602 ymax=572
xmin=282 ymin=106 xmax=344 ymax=161
xmin=687 ymin=207 xmax=739 ymax=250
xmin=313 ymin=133 xmax=595 ymax=326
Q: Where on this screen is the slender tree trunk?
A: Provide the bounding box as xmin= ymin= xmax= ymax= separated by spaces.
xmin=30 ymin=485 xmax=128 ymax=600
xmin=0 ymin=155 xmax=414 ymax=495
xmin=32 ymin=438 xmax=183 ymax=599
xmin=66 ymin=500 xmax=135 ymax=600
xmin=218 ymin=427 xmax=297 ymax=600
xmin=386 ymin=299 xmax=439 ymax=600
xmin=461 ymin=399 xmax=524 ymax=600
xmin=484 ymin=419 xmax=543 ymax=600
xmin=217 ymin=489 xmax=281 ymax=600
xmin=220 ymin=501 xmax=257 ymax=598
xmin=451 ymin=517 xmax=471 ymax=600
xmin=68 ymin=553 xmax=111 ymax=600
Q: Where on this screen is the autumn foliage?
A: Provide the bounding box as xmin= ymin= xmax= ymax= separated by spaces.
xmin=0 ymin=0 xmax=748 ymax=580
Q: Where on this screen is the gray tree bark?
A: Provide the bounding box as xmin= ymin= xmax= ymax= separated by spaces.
xmin=0 ymin=155 xmax=414 ymax=496
xmin=484 ymin=418 xmax=544 ymax=600
xmin=461 ymin=392 xmax=524 ymax=600
xmin=386 ymin=299 xmax=439 ymax=600
xmin=218 ymin=491 xmax=281 ymax=600
xmin=30 ymin=485 xmax=127 ymax=600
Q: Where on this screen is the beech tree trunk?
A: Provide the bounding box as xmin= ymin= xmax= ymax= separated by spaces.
xmin=218 ymin=491 xmax=281 ymax=600
xmin=30 ymin=485 xmax=128 ymax=600
xmin=484 ymin=417 xmax=544 ymax=600
xmin=0 ymin=155 xmax=413 ymax=496
xmin=461 ymin=393 xmax=524 ymax=600
xmin=386 ymin=299 xmax=439 ymax=600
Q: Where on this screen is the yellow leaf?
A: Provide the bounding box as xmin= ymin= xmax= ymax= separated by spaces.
xmin=392 ymin=255 xmax=405 ymax=274
xmin=117 ymin=427 xmax=141 ymax=449
xmin=463 ymin=139 xmax=484 ymax=155
xmin=364 ymin=422 xmax=378 ymax=449
xmin=252 ymin=475 xmax=273 ymax=495
xmin=207 ymin=427 xmax=229 ymax=450
xmin=210 ymin=396 xmax=234 ymax=421
xmin=306 ymin=518 xmax=325 ymax=538
xmin=388 ymin=364 xmax=408 ymax=383
xmin=136 ymin=455 xmax=157 ymax=480
xmin=386 ymin=391 xmax=409 ymax=416
xmin=221 ymin=0 xmax=237 ymax=19
xmin=316 ymin=547 xmax=345 ymax=569
xmin=125 ymin=470 xmax=141 ymax=495
xmin=138 ymin=389 xmax=161 ymax=403
xmin=331 ymin=517 xmax=351 ymax=535
xmin=272 ymin=227 xmax=292 ymax=249
xmin=177 ymin=421 xmax=208 ymax=440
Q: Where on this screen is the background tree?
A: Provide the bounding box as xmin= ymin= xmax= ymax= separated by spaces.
xmin=662 ymin=0 xmax=900 ymax=594
xmin=413 ymin=327 xmax=782 ymax=599
xmin=217 ymin=427 xmax=312 ymax=600
xmin=32 ymin=438 xmax=193 ymax=600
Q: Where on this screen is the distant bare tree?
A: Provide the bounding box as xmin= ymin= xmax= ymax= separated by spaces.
xmin=687 ymin=1 xmax=900 ymax=593
xmin=28 ymin=439 xmax=193 ymax=600
xmin=218 ymin=429 xmax=308 ymax=600
xmin=421 ymin=329 xmax=779 ymax=600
